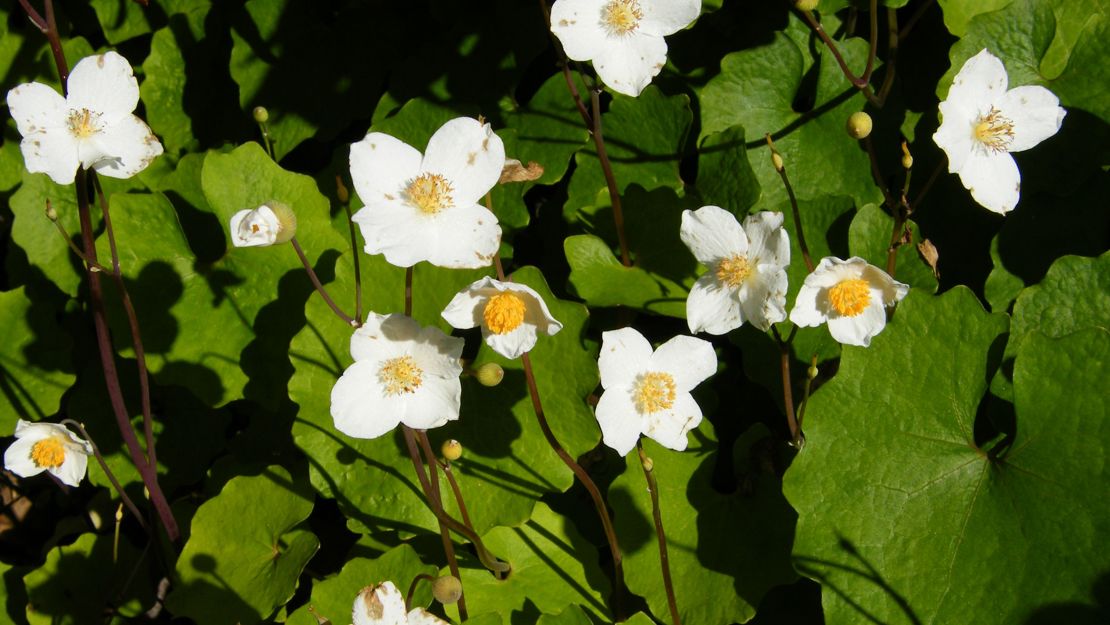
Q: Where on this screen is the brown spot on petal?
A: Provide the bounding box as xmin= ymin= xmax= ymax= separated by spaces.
xmin=468 ymin=152 xmax=477 ymax=165
xmin=96 ymin=55 xmax=106 ymax=68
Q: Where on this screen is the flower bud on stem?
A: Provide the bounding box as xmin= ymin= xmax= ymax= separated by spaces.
xmin=253 ymin=106 xmax=276 ymax=159
xmin=637 ymin=441 xmax=681 ymax=625
xmin=765 ymin=135 xmax=814 ymax=273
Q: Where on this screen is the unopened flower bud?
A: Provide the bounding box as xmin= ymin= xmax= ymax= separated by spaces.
xmin=45 ymin=203 xmax=58 ymax=222
xmin=807 ymin=363 xmax=818 ymax=380
xmin=441 ymin=439 xmax=463 ymax=461
xmin=846 ymin=112 xmax=872 ymax=139
xmin=335 ymin=175 xmax=350 ymax=205
xmin=432 ymin=575 xmax=463 ymax=604
xmin=474 ymin=362 xmax=504 ymax=387
xmin=252 ymin=106 xmax=269 ymax=123
xmin=794 ymin=0 xmax=819 ymax=11
xmin=229 ymin=201 xmax=296 ymax=247
xmin=900 ymin=141 xmax=913 ymax=170
xmin=771 ymin=152 xmax=784 ymax=172
xmin=641 ymin=455 xmax=654 ymax=472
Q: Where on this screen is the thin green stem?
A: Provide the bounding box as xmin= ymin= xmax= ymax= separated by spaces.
xmin=406 ymin=574 xmax=437 ymax=608
xmin=290 ymin=236 xmax=356 ymax=326
xmin=765 ymin=135 xmax=814 ymax=273
xmin=636 ymin=442 xmax=680 ymax=625
xmin=46 ymin=201 xmax=111 ymax=272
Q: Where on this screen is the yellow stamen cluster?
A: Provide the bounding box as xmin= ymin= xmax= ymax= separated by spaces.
xmin=66 ymin=108 xmax=100 ymax=138
xmin=633 ymin=371 xmax=677 ymax=414
xmin=602 ymin=0 xmax=643 ymax=36
xmin=31 ymin=438 xmax=66 ymax=469
xmin=973 ymin=107 xmax=1015 ymax=153
xmin=828 ymin=278 xmax=871 ymax=317
xmin=378 ymin=355 xmax=424 ymax=395
xmin=406 ymin=173 xmax=454 ymax=215
xmin=483 ymin=292 xmax=527 ymax=335
xmin=716 ymin=255 xmax=752 ymax=287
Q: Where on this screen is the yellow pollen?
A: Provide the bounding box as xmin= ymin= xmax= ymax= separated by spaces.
xmin=715 ymin=255 xmax=752 ymax=287
xmin=30 ymin=438 xmax=66 ymax=469
xmin=66 ymin=108 xmax=99 ymax=138
xmin=483 ymin=292 xmax=527 ymax=335
xmin=406 ymin=173 xmax=454 ymax=215
xmin=973 ymin=107 xmax=1015 ymax=153
xmin=828 ymin=278 xmax=871 ymax=317
xmin=602 ymin=0 xmax=643 ymax=35
xmin=378 ymin=355 xmax=424 ymax=395
xmin=633 ymin=371 xmax=676 ymax=414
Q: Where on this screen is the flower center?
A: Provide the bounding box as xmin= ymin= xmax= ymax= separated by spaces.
xmin=66 ymin=108 xmax=101 ymax=139
xmin=602 ymin=0 xmax=643 ymax=36
xmin=828 ymin=278 xmax=871 ymax=317
xmin=483 ymin=292 xmax=527 ymax=335
xmin=31 ymin=438 xmax=66 ymax=469
xmin=378 ymin=355 xmax=424 ymax=395
xmin=973 ymin=107 xmax=1015 ymax=153
xmin=633 ymin=371 xmax=676 ymax=414
xmin=405 ymin=173 xmax=454 ymax=215
xmin=715 ymin=255 xmax=752 ymax=287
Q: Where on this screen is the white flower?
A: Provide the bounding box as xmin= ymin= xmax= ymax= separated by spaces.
xmin=330 ymin=313 xmax=464 ymax=439
xmin=352 ymin=581 xmax=449 ymax=625
xmin=4 ymin=420 xmax=93 ymax=487
xmin=680 ymin=207 xmax=790 ymax=334
xmin=6 ymin=51 xmax=164 ymax=185
xmin=228 ymin=202 xmax=296 ymax=247
xmin=932 ymin=49 xmax=1066 ymax=214
xmin=349 ymin=117 xmax=505 ymax=269
xmin=550 ymin=0 xmax=701 ymax=97
xmin=788 ymin=256 xmax=909 ymax=347
xmin=441 ymin=277 xmax=563 ymax=359
xmin=595 ymin=328 xmax=716 ymax=456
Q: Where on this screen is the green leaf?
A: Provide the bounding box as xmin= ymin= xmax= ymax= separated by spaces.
xmin=937 ymin=0 xmax=1013 ymax=37
xmin=536 ymin=604 xmax=592 ymax=625
xmin=694 ymin=125 xmax=762 ymax=214
xmin=166 ymin=467 xmax=319 ymax=624
xmin=142 ymin=23 xmax=200 ymax=155
xmin=444 ymin=503 xmax=611 ymax=624
xmin=287 ymin=544 xmax=437 ymax=625
xmin=504 ymin=72 xmax=591 ymax=187
xmin=983 ymin=235 xmax=1025 ymax=312
xmin=564 ymin=232 xmax=689 ymax=317
xmin=610 ymin=421 xmax=797 ymax=625
xmin=848 ymin=203 xmax=939 ymax=293
xmin=700 ymin=29 xmax=880 ymax=212
xmin=7 ymin=170 xmax=96 ymax=297
xmin=89 ymin=0 xmax=153 ymax=44
xmin=1009 ymin=252 xmax=1110 ymax=356
xmin=0 ymin=288 xmax=75 ymax=430
xmin=782 ymin=288 xmax=1108 ymax=624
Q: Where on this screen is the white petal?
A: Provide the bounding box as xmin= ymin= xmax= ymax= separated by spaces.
xmin=933 ymin=101 xmax=976 ymax=174
xmin=229 ymin=206 xmax=281 ymax=247
xmin=85 ymin=115 xmax=163 ymax=179
xmin=350 ymin=132 xmax=423 ymax=207
xmin=411 ymin=324 xmax=465 ymax=379
xmin=331 ymin=360 xmax=402 ymax=439
xmin=351 ymin=313 xmax=417 ymax=362
xmin=643 ymin=392 xmax=702 ymax=451
xmin=550 ymin=0 xmax=610 ymax=62
xmin=860 ymin=264 xmax=909 ymax=307
xmin=686 ymin=274 xmax=743 ymax=335
xmin=650 ymin=334 xmax=716 ymax=392
xmin=441 ymin=282 xmax=488 ymax=330
xmin=352 ymin=203 xmax=430 ymax=268
xmin=739 ymin=268 xmax=788 ymax=331
xmin=353 ymin=582 xmax=408 ymax=625
xmin=486 ymin=324 xmax=540 ymax=359
xmin=638 ymin=0 xmax=700 ymax=36
xmin=997 ymin=85 xmax=1066 ymax=152
xmin=407 ymin=608 xmax=451 ymax=625
xmin=599 ymin=327 xmax=652 ymax=389
xmin=421 ymin=118 xmax=505 ymax=207
xmin=400 ymin=377 xmax=461 ymax=431
xmin=958 ymin=150 xmax=1021 ymax=215
xmin=946 ymin=49 xmax=1007 ymax=113
xmin=6 ymin=82 xmax=68 ymax=137
xmin=595 ymin=389 xmax=643 ymax=456
xmin=3 ymin=436 xmax=46 ymax=479
xmin=19 ymin=131 xmax=80 ymax=185
xmin=423 ymin=204 xmax=501 ymax=269
xmin=827 ymin=297 xmax=887 ymax=347
xmin=66 ymin=52 xmax=140 ymax=123
xmin=680 ymin=206 xmax=748 ymax=264
xmin=593 ymin=32 xmax=668 ymax=97
xmin=789 ymin=283 xmax=826 ymax=328
xmin=512 ymin=282 xmax=563 ymax=336
xmin=53 ymin=451 xmax=88 ymax=487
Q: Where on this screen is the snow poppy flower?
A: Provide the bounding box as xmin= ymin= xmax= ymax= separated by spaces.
xmin=932 ymin=49 xmax=1066 ymax=214
xmin=4 ymin=420 xmax=93 ymax=487
xmin=680 ymin=206 xmax=790 ymax=334
xmin=349 ymin=117 xmax=505 ymax=269
xmin=353 ymin=581 xmax=449 ymax=625
xmin=6 ymin=51 xmax=164 ymax=185
xmin=228 ymin=202 xmax=296 ymax=247
xmin=595 ymin=328 xmax=716 ymax=456
xmin=330 ymin=313 xmax=464 ymax=439
xmin=441 ymin=277 xmax=563 ymax=359
xmin=550 ymin=0 xmax=701 ymax=97
xmin=788 ymin=256 xmax=909 ymax=347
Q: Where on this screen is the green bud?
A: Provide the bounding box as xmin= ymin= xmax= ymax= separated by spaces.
xmin=475 ymin=362 xmax=504 ymax=387
xmin=432 ymin=575 xmax=463 ymax=604
xmin=794 ymin=0 xmax=819 ymax=11
xmin=901 ymin=141 xmax=914 ymax=170
xmin=45 ymin=203 xmax=58 ymax=222
xmin=641 ymin=455 xmax=654 ymax=472
xmin=770 ymin=152 xmax=784 ymax=173
xmin=335 ymin=175 xmax=350 ymax=205
xmin=807 ymin=363 xmax=819 ymax=380
xmin=846 ymin=111 xmax=873 ymax=140
xmin=441 ymin=439 xmax=463 ymax=462
xmin=252 ymin=106 xmax=269 ymax=123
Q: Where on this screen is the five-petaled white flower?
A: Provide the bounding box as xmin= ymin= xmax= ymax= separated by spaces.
xmin=331 ymin=313 xmax=464 ymax=439
xmin=349 ymin=117 xmax=505 ymax=269
xmin=442 ymin=277 xmax=563 ymax=359
xmin=353 ymin=581 xmax=449 ymax=625
xmin=595 ymin=328 xmax=716 ymax=456
xmin=789 ymin=256 xmax=909 ymax=348
xmin=6 ymin=51 xmax=164 ymax=185
xmin=680 ymin=206 xmax=790 ymax=334
xmin=228 ymin=202 xmax=296 ymax=247
xmin=932 ymin=49 xmax=1066 ymax=215
xmin=550 ymin=0 xmax=701 ymax=97
xmin=4 ymin=420 xmax=93 ymax=487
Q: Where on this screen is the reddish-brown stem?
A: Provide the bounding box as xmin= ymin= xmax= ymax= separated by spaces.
xmin=797 ymin=6 xmax=880 ymax=106
xmin=16 ymin=0 xmax=46 ymax=30
xmin=290 ymin=236 xmax=356 ymax=326
xmin=406 ymin=574 xmax=437 ymax=609
xmin=765 ymin=135 xmax=814 ymax=273
xmin=416 ymin=430 xmax=468 ymax=621
xmin=589 ymin=90 xmax=632 ymax=267
xmin=637 ymin=442 xmax=680 ymax=625
xmin=863 ymin=0 xmax=879 ymax=83
xmin=404 ymin=266 xmax=413 ymax=316
xmin=771 ymin=325 xmax=802 ymax=445
xmin=43 ymin=0 xmax=69 ymax=90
